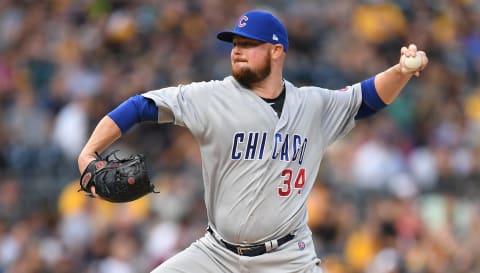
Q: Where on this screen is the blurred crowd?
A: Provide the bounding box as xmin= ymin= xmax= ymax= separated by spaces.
xmin=0 ymin=0 xmax=479 ymax=272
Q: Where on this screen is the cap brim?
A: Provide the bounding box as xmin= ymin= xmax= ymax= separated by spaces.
xmin=217 ymin=30 xmax=267 ymax=44
xmin=217 ymin=31 xmax=236 ymax=42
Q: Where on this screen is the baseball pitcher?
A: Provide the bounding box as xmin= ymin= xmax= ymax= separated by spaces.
xmin=77 ymin=10 xmax=428 ymax=273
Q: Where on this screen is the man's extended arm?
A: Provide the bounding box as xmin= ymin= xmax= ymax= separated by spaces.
xmin=375 ymin=44 xmax=428 ymax=104
xmin=355 ymin=44 xmax=428 ymax=119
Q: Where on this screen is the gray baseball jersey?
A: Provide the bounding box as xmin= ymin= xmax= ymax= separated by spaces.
xmin=142 ymin=76 xmax=362 ymax=245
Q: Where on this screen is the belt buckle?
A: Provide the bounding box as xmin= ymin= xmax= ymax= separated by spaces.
xmin=236 ymin=246 xmax=252 ymax=255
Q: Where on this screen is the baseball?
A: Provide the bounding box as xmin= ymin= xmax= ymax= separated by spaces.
xmin=401 ymin=53 xmax=422 ymax=70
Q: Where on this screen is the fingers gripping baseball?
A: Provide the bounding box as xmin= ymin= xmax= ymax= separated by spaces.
xmin=399 ymin=44 xmax=428 ymax=77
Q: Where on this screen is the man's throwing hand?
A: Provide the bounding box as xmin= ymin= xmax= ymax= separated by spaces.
xmin=399 ymin=44 xmax=428 ymax=77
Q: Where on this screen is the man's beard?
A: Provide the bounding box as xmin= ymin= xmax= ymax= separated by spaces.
xmin=232 ymin=55 xmax=271 ymax=89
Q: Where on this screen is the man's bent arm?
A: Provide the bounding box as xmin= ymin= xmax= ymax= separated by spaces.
xmin=374 ymin=64 xmax=413 ymax=104
xmin=77 ymin=116 xmax=122 ymax=173
xmin=374 ymin=44 xmax=428 ymax=104
xmin=78 ymin=95 xmax=158 ymax=173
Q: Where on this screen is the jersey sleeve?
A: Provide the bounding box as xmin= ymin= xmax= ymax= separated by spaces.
xmin=315 ymin=83 xmax=363 ymax=145
xmin=140 ymin=81 xmax=216 ymax=136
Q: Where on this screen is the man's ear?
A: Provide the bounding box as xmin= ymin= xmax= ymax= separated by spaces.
xmin=271 ymin=44 xmax=285 ymax=60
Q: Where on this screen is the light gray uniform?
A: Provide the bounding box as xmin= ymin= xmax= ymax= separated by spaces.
xmin=143 ymin=76 xmax=362 ymax=273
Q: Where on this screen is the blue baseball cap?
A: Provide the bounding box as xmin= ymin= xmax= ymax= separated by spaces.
xmin=217 ymin=10 xmax=289 ymax=52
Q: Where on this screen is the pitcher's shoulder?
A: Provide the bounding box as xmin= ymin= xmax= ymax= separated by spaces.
xmin=185 ymin=77 xmax=234 ymax=92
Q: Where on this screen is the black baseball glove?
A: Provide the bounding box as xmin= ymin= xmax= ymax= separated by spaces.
xmin=79 ymin=151 xmax=158 ymax=203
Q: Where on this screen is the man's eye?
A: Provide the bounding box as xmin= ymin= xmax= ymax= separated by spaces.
xmin=233 ymin=41 xmax=260 ymax=48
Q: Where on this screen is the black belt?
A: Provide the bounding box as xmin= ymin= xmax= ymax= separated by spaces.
xmin=207 ymin=226 xmax=295 ymax=257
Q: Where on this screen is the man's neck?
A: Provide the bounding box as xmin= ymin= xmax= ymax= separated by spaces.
xmin=251 ymin=76 xmax=284 ymax=99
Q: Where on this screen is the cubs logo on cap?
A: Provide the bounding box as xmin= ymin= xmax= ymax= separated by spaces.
xmin=217 ymin=10 xmax=289 ymax=52
xmin=238 ymin=15 xmax=248 ymax=27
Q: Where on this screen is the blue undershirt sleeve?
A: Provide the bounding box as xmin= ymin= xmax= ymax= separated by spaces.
xmin=355 ymin=76 xmax=387 ymax=119
xmin=107 ymin=94 xmax=159 ymax=133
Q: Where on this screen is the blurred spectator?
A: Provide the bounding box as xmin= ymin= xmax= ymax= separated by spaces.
xmin=51 ymin=94 xmax=91 ymax=161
